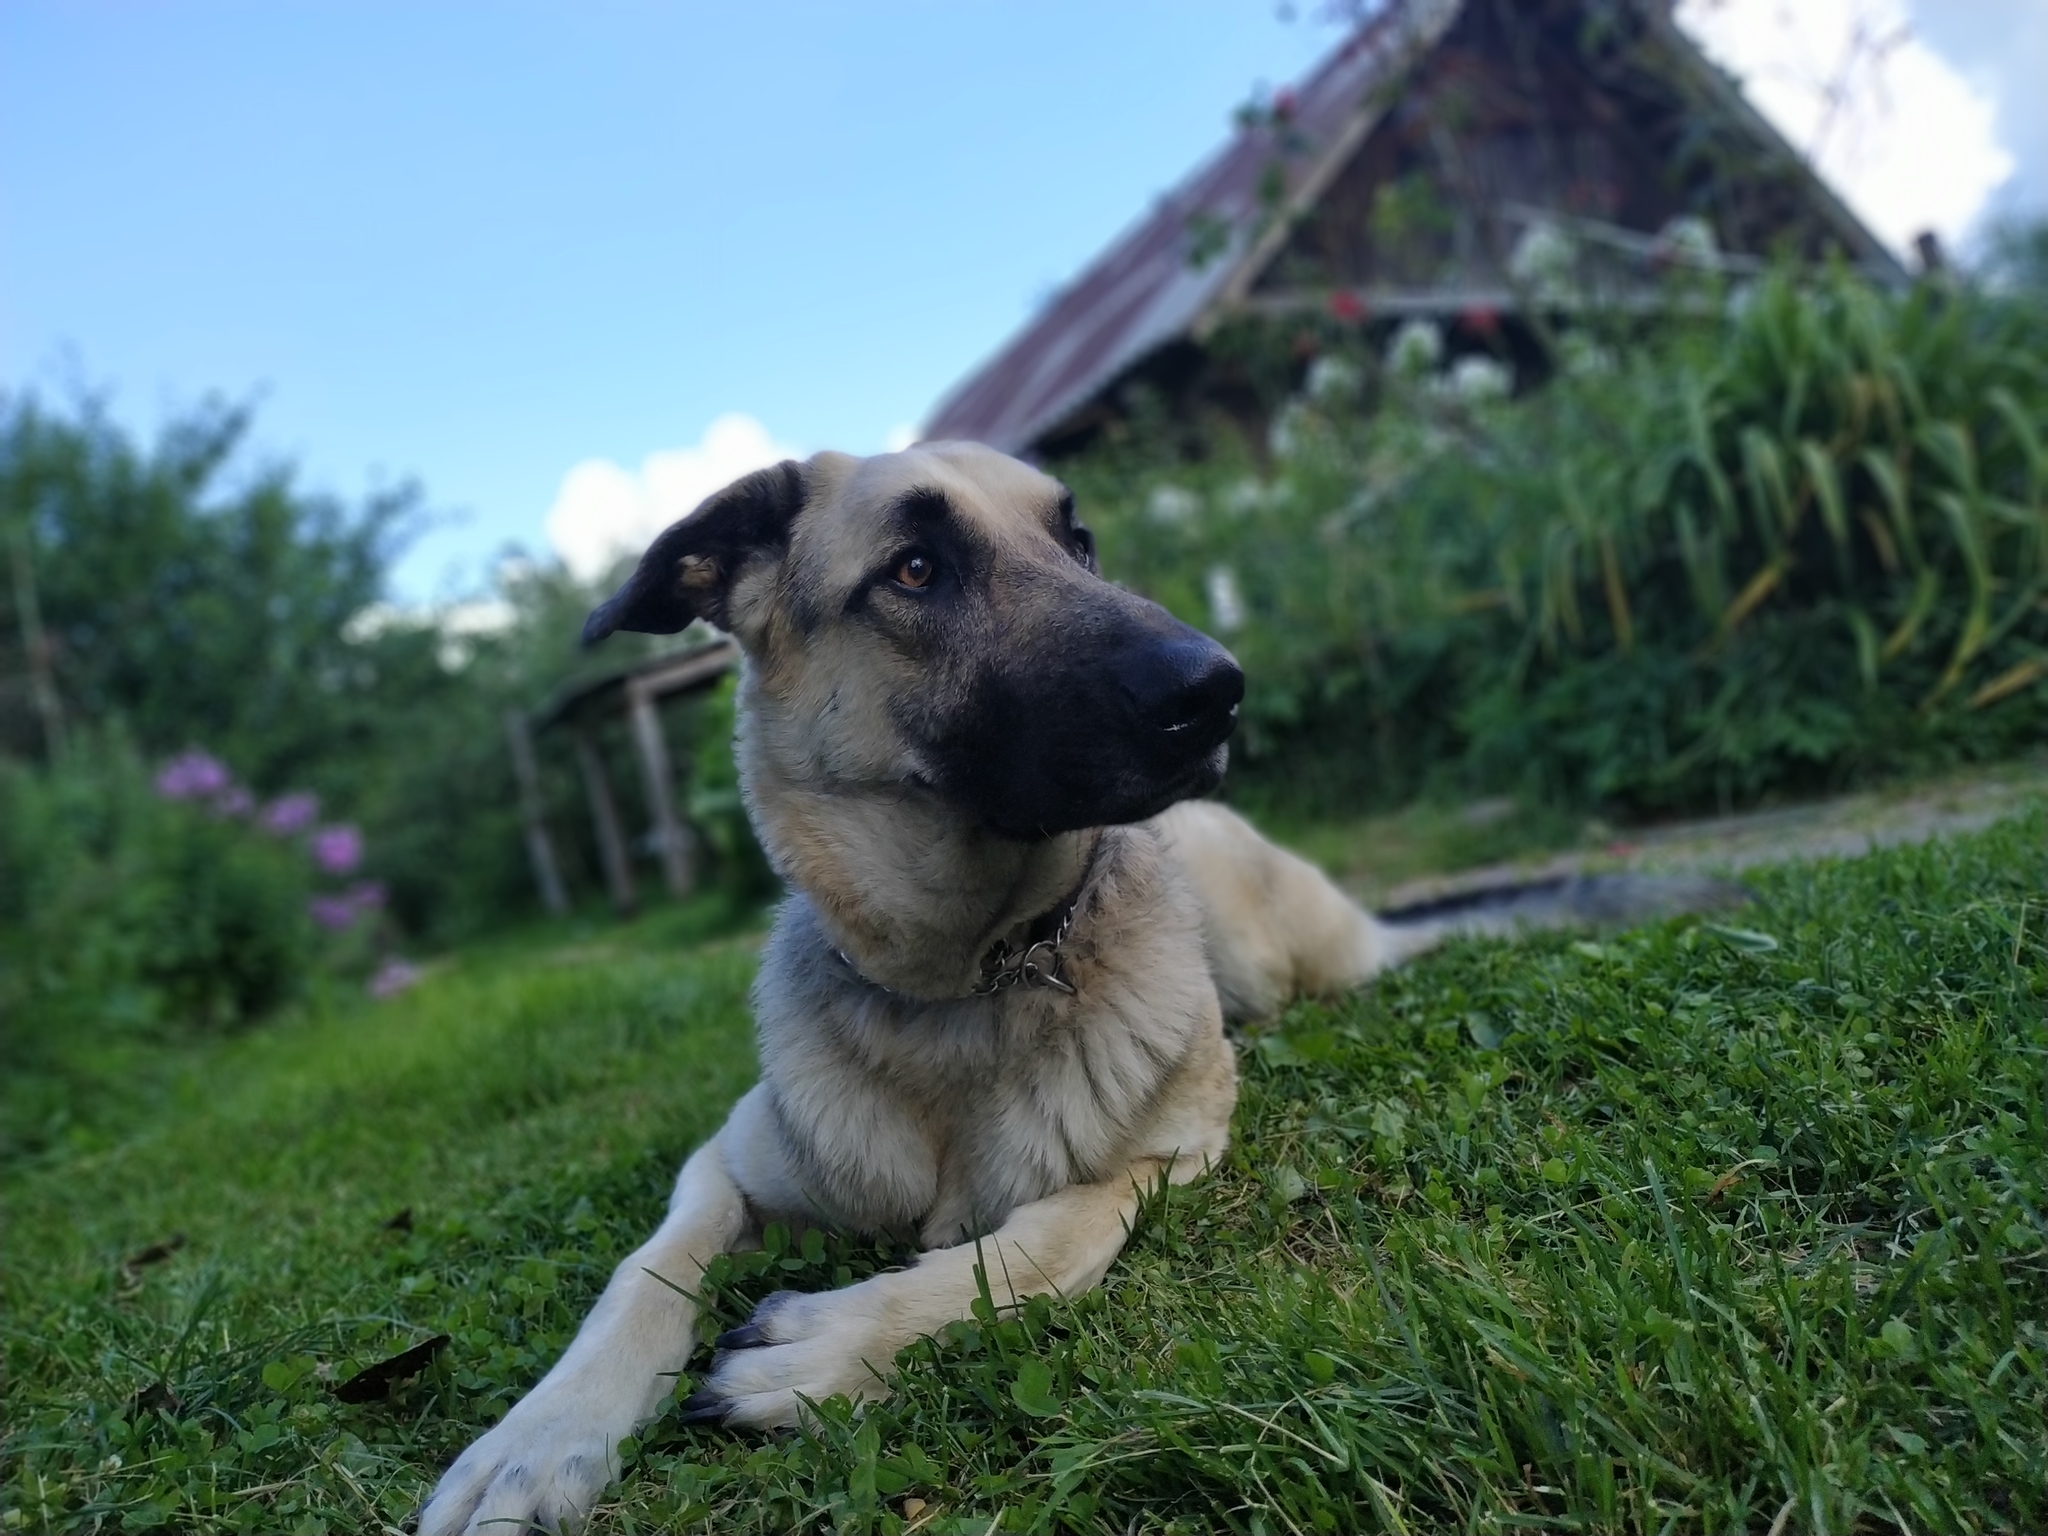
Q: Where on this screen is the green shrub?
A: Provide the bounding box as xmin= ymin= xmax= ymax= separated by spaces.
xmin=1063 ymin=260 xmax=2048 ymax=817
xmin=3 ymin=395 xmax=773 ymax=943
xmin=0 ymin=736 xmax=414 ymax=1156
xmin=2 ymin=742 xmax=307 ymax=1032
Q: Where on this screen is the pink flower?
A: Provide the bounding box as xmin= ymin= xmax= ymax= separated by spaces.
xmin=368 ymin=958 xmax=424 ymax=1000
xmin=1460 ymin=304 xmax=1502 ymax=336
xmin=311 ymin=824 xmax=364 ymax=876
xmin=259 ymin=792 xmax=320 ymax=835
xmin=1328 ymin=290 xmax=1366 ymax=323
xmin=155 ymin=751 xmax=231 ymax=801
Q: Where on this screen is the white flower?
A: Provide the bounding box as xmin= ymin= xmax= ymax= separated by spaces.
xmin=1385 ymin=319 xmax=1444 ymax=378
xmin=1205 ymin=565 xmax=1246 ymax=634
xmin=1305 ymin=355 xmax=1363 ymax=401
xmin=1223 ymin=477 xmax=1270 ymax=516
xmin=1147 ymin=485 xmax=1201 ymax=526
xmin=1559 ymin=333 xmax=1615 ymax=377
xmin=1268 ymin=401 xmax=1307 ymax=460
xmin=1509 ymin=218 xmax=1577 ymax=298
xmin=1657 ymin=215 xmax=1719 ymax=265
xmin=1440 ymin=355 xmax=1513 ymax=403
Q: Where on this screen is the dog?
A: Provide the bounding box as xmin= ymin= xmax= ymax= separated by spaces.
xmin=419 ymin=442 xmax=1734 ymax=1534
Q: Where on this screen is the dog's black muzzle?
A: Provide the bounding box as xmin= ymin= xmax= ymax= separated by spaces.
xmin=931 ymin=596 xmax=1244 ymax=840
xmin=1114 ymin=629 xmax=1245 ymax=766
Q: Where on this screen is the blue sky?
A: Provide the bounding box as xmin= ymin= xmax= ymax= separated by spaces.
xmin=2 ymin=2 xmax=1330 ymax=597
xmin=3 ymin=2 xmax=2038 ymax=602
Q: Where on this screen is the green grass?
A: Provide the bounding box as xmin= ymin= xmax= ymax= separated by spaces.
xmin=3 ymin=818 xmax=2043 ymax=1534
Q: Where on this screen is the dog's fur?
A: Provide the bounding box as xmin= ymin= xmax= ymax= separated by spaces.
xmin=419 ymin=443 xmax=1735 ymax=1535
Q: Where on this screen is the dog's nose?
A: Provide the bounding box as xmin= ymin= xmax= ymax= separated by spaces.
xmin=1122 ymin=635 xmax=1245 ymax=740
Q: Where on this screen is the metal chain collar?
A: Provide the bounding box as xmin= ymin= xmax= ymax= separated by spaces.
xmin=970 ymin=902 xmax=1078 ymax=996
xmin=834 ymin=846 xmax=1098 ymax=1000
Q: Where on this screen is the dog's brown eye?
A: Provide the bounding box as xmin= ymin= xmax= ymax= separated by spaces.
xmin=893 ymin=553 xmax=935 ymax=590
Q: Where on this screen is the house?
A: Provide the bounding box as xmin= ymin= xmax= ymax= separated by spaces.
xmin=923 ymin=0 xmax=1907 ymax=459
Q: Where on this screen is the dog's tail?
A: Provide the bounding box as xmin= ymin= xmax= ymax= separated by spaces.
xmin=1375 ymin=870 xmax=1749 ymax=955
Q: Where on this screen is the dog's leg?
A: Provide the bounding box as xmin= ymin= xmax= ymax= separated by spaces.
xmin=418 ymin=1128 xmax=753 ymax=1536
xmin=683 ymin=1153 xmax=1187 ymax=1429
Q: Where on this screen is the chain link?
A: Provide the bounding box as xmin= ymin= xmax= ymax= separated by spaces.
xmin=971 ymin=905 xmax=1078 ymax=996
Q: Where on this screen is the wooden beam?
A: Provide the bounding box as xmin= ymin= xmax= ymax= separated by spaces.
xmin=1233 ymin=284 xmax=1723 ymax=320
xmin=503 ymin=709 xmax=569 ymax=917
xmin=572 ymin=728 xmax=638 ymax=917
xmin=631 ymin=638 xmax=738 ymax=701
xmin=627 ymin=680 xmax=694 ymax=899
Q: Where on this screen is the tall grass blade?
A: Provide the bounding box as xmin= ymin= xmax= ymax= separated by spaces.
xmin=1719 ymin=556 xmax=1788 ymax=640
xmin=1798 ymin=440 xmax=1850 ymax=554
xmin=1599 ymin=532 xmax=1635 ymax=654
xmin=1882 ymin=569 xmax=1940 ymax=663
xmin=1740 ymin=428 xmax=1793 ymax=546
xmin=1845 ymin=606 xmax=1880 ymax=689
xmin=1985 ymin=386 xmax=2044 ymax=506
xmin=1966 ymin=657 xmax=2048 ymax=710
xmin=1857 ymin=449 xmax=1923 ymax=570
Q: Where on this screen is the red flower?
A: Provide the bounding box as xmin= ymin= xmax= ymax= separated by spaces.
xmin=1273 ymin=89 xmax=1299 ymax=121
xmin=1460 ymin=305 xmax=1501 ymax=335
xmin=1328 ymin=290 xmax=1366 ymax=323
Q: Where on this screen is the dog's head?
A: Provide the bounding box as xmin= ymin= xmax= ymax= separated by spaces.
xmin=584 ymin=442 xmax=1242 ymax=840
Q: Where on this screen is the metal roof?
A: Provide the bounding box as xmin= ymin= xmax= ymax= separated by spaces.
xmin=922 ymin=0 xmax=1459 ymax=456
xmin=921 ymin=0 xmax=1905 ymax=457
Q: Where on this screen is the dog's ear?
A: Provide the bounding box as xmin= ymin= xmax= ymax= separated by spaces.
xmin=582 ymin=459 xmax=807 ymax=644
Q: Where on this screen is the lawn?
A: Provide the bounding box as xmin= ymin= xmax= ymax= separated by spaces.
xmin=2 ymin=813 xmax=2042 ymax=1534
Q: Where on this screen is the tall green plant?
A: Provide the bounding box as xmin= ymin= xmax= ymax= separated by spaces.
xmin=1061 ymin=260 xmax=2048 ymax=815
xmin=1467 ymin=272 xmax=2048 ymax=805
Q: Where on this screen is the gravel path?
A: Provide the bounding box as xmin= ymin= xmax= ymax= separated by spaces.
xmin=1381 ymin=758 xmax=2048 ymax=909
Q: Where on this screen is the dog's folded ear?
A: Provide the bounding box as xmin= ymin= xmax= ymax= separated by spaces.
xmin=582 ymin=459 xmax=808 ymax=645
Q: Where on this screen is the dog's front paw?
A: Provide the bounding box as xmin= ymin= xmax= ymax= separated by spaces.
xmin=679 ymin=1287 xmax=898 ymax=1429
xmin=418 ymin=1384 xmax=633 ymax=1536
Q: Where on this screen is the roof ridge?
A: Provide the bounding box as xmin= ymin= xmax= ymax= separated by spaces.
xmin=922 ymin=0 xmax=1905 ymax=457
xmin=923 ymin=6 xmax=1440 ymax=453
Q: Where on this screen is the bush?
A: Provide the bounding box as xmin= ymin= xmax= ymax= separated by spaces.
xmin=3 ymin=745 xmax=302 ymax=1030
xmin=3 ymin=396 xmax=626 ymax=946
xmin=1062 ymin=259 xmax=2048 ymax=817
xmin=0 ymin=736 xmax=416 ymax=1156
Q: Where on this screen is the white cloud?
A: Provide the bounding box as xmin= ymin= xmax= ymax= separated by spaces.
xmin=1676 ymin=0 xmax=2017 ymax=253
xmin=544 ymin=413 xmax=802 ymax=581
xmin=884 ymin=422 xmax=920 ymax=453
xmin=341 ymin=596 xmax=516 ymax=670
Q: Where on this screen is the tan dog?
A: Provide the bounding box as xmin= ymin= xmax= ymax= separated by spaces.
xmin=420 ymin=443 xmax=1730 ymax=1534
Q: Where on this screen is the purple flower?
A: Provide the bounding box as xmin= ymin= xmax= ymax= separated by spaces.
xmin=310 ymin=824 xmax=364 ymax=876
xmin=155 ymin=750 xmax=231 ymax=801
xmin=308 ymin=880 xmax=386 ymax=932
xmin=368 ymin=957 xmax=425 ymax=1000
xmin=309 ymin=893 xmax=361 ymax=931
xmin=259 ymin=792 xmax=321 ymax=835
xmin=212 ymin=785 xmax=255 ymax=818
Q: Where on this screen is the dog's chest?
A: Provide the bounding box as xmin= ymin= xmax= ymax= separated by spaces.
xmin=752 ymin=881 xmax=1217 ymax=1240
xmin=907 ymin=984 xmax=1202 ymax=1235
